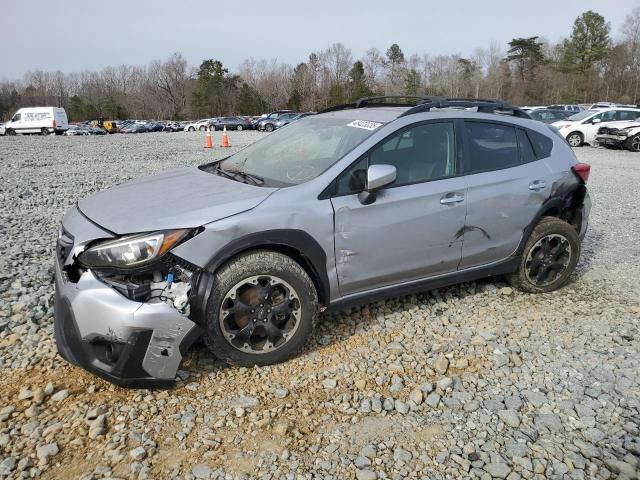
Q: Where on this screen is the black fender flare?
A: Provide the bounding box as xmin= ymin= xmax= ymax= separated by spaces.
xmin=514 ymin=189 xmax=584 ymax=256
xmin=191 ymin=230 xmax=331 ymax=326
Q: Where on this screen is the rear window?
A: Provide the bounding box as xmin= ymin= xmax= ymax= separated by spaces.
xmin=465 ymin=121 xmax=519 ymax=173
xmin=527 ymin=130 xmax=553 ymax=159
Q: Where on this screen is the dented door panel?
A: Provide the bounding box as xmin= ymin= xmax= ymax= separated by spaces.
xmin=460 ymin=159 xmax=554 ymax=269
xmin=331 ymin=178 xmax=467 ymax=296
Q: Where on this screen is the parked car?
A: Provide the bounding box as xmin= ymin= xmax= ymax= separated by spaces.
xmin=272 ymin=112 xmax=301 ymax=129
xmin=184 ymin=119 xmax=217 ymax=132
xmin=64 ymin=125 xmax=90 ymax=136
xmin=4 ymin=107 xmax=69 ymax=135
xmin=257 ymin=110 xmax=297 ymax=131
xmin=54 ymin=96 xmax=591 ymax=387
xmin=164 ymin=121 xmax=185 ymax=132
xmin=551 ymin=107 xmax=640 ymax=146
xmin=212 ymin=116 xmax=253 ymax=131
xmin=120 ymin=123 xmax=149 ymax=134
xmin=546 ymin=104 xmax=582 ymax=113
xmin=528 ymin=109 xmax=573 ymax=124
xmin=595 ymin=121 xmax=640 ymax=151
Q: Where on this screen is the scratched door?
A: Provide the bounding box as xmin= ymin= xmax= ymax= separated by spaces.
xmin=331 ymin=177 xmax=468 ymax=296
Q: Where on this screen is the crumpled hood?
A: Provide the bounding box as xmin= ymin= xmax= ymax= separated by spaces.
xmin=78 ymin=166 xmax=276 ymax=234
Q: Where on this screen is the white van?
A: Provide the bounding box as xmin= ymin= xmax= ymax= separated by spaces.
xmin=4 ymin=107 xmax=69 ymax=135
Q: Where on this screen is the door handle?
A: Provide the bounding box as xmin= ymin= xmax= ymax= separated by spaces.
xmin=529 ymin=180 xmax=547 ymax=191
xmin=440 ymin=193 xmax=465 ymax=205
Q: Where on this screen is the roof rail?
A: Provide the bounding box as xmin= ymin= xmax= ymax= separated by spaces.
xmin=318 ymin=96 xmax=426 ymax=114
xmin=318 ymin=95 xmax=531 ymax=119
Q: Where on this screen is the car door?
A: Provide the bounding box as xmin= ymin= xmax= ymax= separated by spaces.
xmin=582 ymin=110 xmax=616 ymax=143
xmin=330 ymin=121 xmax=467 ymax=296
xmin=459 ymin=121 xmax=554 ymax=269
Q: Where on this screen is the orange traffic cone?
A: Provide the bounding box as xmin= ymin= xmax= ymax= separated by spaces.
xmin=204 ymin=127 xmax=213 ymax=149
xmin=221 ymin=126 xmax=230 ymax=148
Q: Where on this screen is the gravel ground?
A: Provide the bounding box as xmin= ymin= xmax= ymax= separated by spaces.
xmin=0 ymin=132 xmax=639 ymax=480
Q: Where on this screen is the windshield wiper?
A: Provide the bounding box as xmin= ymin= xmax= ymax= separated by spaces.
xmin=225 ymin=168 xmax=265 ymax=186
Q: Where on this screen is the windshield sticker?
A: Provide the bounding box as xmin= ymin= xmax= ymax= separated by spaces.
xmin=347 ymin=120 xmax=383 ymax=131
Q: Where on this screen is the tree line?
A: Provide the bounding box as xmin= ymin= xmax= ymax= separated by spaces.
xmin=1 ymin=8 xmax=639 ymax=122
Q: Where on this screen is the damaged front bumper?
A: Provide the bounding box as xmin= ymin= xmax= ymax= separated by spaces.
xmin=53 ymin=209 xmax=201 ymax=389
xmin=595 ymin=134 xmax=627 ymax=147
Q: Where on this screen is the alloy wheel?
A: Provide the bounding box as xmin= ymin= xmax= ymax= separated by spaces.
xmin=525 ymin=234 xmax=572 ymax=287
xmin=631 ymin=135 xmax=640 ymax=152
xmin=567 ymin=133 xmax=581 ymax=147
xmin=219 ymin=275 xmax=301 ymax=354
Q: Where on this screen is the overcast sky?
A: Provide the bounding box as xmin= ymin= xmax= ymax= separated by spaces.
xmin=1 ymin=0 xmax=638 ymax=79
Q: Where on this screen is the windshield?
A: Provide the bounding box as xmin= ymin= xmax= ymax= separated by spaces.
xmin=218 ymin=116 xmax=383 ymax=185
xmin=567 ymin=111 xmax=592 ymax=121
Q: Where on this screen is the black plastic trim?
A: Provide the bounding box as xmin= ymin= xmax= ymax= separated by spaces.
xmin=327 ymin=257 xmax=520 ymax=312
xmin=191 ymin=230 xmax=331 ymax=324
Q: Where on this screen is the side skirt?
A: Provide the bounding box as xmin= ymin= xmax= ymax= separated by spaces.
xmin=327 ymin=256 xmax=520 ymax=312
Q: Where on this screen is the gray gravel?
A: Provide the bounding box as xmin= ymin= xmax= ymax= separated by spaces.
xmin=0 ymin=133 xmax=639 ymax=479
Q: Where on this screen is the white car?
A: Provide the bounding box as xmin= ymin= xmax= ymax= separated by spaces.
xmin=551 ymin=108 xmax=640 ymax=147
xmin=4 ymin=107 xmax=69 ymax=135
xmin=184 ymin=118 xmax=215 ymax=132
xmin=595 ymin=120 xmax=640 ymax=152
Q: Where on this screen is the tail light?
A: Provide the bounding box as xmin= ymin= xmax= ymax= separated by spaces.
xmin=572 ymin=163 xmax=590 ymax=183
xmin=53 ymin=119 xmax=57 ymax=128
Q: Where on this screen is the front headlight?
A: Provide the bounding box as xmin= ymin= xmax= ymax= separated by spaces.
xmin=78 ymin=229 xmax=191 ymax=268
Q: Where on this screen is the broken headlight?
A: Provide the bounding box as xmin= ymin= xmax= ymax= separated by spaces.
xmin=79 ymin=229 xmax=191 ymax=269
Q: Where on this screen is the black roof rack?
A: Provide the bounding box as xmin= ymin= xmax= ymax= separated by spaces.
xmin=318 ymin=95 xmax=531 ymax=119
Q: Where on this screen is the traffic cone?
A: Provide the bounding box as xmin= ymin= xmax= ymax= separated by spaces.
xmin=204 ymin=127 xmax=213 ymax=149
xmin=221 ymin=126 xmax=230 ymax=148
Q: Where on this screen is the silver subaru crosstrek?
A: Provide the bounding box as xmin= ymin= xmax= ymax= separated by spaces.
xmin=54 ymin=97 xmax=591 ymax=388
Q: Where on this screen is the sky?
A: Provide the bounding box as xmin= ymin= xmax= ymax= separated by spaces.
xmin=1 ymin=0 xmax=639 ymax=79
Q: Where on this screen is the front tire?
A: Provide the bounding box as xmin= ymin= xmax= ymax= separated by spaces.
xmin=508 ymin=217 xmax=580 ymax=293
xmin=6 ymin=129 xmax=16 ymax=136
xmin=203 ymin=250 xmax=318 ymax=366
xmin=265 ymin=123 xmax=274 ymax=132
xmin=199 ymin=125 xmax=206 ymax=131
xmin=236 ymin=125 xmax=243 ymax=131
xmin=566 ymin=132 xmax=583 ymax=147
xmin=188 ymin=126 xmax=195 ymax=132
xmin=626 ymin=134 xmax=640 ymax=152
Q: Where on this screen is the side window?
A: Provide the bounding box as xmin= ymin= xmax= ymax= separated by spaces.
xmin=369 ymin=122 xmax=456 ymax=187
xmin=526 ymin=130 xmax=553 ymax=159
xmin=517 ymin=129 xmax=536 ymax=164
xmin=12 ymin=113 xmax=21 ymax=122
xmin=618 ymin=110 xmax=639 ymax=121
xmin=335 ymin=156 xmax=368 ymax=196
xmin=465 ymin=121 xmax=519 ymax=173
xmin=596 ymin=111 xmax=616 ymax=122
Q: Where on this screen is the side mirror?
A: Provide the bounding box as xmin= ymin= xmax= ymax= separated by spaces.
xmin=358 ymin=164 xmax=396 ymax=205
xmin=592 ymin=118 xmax=601 ymax=124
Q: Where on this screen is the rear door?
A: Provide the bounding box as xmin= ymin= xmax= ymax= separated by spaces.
xmin=459 ymin=121 xmax=554 ymax=269
xmin=331 ymin=120 xmax=467 ymax=295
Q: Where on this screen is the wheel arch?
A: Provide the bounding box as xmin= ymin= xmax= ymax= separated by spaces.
xmin=515 ymin=186 xmax=587 ymax=256
xmin=190 ymin=230 xmax=331 ymax=327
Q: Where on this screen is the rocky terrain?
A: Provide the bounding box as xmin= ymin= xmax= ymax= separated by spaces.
xmin=0 ymin=132 xmax=638 ymax=479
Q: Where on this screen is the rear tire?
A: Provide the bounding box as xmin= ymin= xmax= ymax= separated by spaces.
xmin=265 ymin=123 xmax=274 ymax=132
xmin=236 ymin=125 xmax=243 ymax=131
xmin=41 ymin=128 xmax=50 ymax=136
xmin=566 ymin=132 xmax=583 ymax=147
xmin=199 ymin=125 xmax=206 ymax=131
xmin=203 ymin=250 xmax=318 ymax=367
xmin=188 ymin=126 xmax=195 ymax=132
xmin=508 ymin=216 xmax=580 ymax=293
xmin=626 ymin=134 xmax=640 ymax=152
